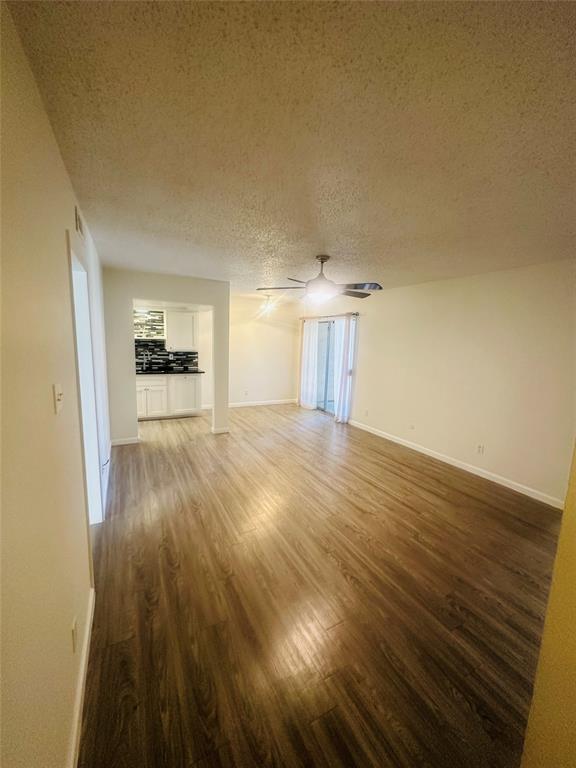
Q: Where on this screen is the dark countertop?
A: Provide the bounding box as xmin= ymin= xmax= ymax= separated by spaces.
xmin=136 ymin=369 xmax=205 ymax=375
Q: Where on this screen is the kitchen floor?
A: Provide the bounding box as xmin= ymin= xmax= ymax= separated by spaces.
xmin=79 ymin=405 xmax=560 ymax=768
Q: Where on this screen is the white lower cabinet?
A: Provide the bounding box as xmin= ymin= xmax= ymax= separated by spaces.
xmin=168 ymin=374 xmax=200 ymax=415
xmin=146 ymin=383 xmax=169 ymax=417
xmin=137 ymin=376 xmax=168 ymax=419
xmin=137 ymin=375 xmax=201 ymax=420
xmin=136 ymin=385 xmax=148 ymax=418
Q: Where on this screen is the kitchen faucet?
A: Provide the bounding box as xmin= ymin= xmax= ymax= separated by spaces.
xmin=141 ymin=349 xmax=152 ymax=371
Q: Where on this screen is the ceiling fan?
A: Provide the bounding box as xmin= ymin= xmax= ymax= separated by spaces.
xmin=256 ymin=255 xmax=383 ymax=300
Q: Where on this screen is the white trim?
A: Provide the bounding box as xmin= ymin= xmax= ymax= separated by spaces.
xmin=230 ymin=398 xmax=297 ymax=408
xmin=211 ymin=427 xmax=230 ymax=434
xmin=349 ymin=420 xmax=564 ymax=510
xmin=137 ymin=411 xmax=203 ymax=421
xmin=101 ymin=441 xmax=111 ymax=510
xmin=202 ymin=399 xmax=297 ymax=410
xmin=111 ymin=437 xmax=140 ymax=446
xmin=67 ymin=587 xmax=95 ymax=768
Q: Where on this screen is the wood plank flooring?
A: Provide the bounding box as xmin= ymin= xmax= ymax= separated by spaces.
xmin=79 ymin=405 xmax=561 ymax=768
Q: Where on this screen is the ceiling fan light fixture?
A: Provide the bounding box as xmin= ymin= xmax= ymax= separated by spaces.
xmin=305 ymin=274 xmax=339 ymax=302
xmin=256 ymin=254 xmax=382 ymax=301
xmin=306 ymin=292 xmax=334 ymax=304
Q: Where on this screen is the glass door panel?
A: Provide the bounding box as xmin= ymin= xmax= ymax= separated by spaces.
xmin=317 ymin=320 xmax=335 ymax=414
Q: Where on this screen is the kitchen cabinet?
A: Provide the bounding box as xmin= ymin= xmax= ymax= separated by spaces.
xmin=168 ymin=375 xmax=201 ymax=415
xmin=165 ymin=310 xmax=197 ymax=351
xmin=136 ymin=374 xmax=201 ymax=420
xmin=136 ymin=376 xmax=169 ymax=418
xmin=136 ymin=385 xmax=148 ymax=418
xmin=146 ymin=384 xmax=169 ymax=417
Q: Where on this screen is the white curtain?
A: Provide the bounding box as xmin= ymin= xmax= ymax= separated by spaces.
xmin=299 ymin=319 xmax=319 ymax=409
xmin=333 ymin=315 xmax=357 ymax=423
xmin=299 ymin=315 xmax=357 ymax=423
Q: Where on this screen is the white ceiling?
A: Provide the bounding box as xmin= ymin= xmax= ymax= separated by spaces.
xmin=11 ymin=1 xmax=576 ymax=291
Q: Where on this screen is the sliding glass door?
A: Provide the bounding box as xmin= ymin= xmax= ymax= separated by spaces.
xmin=316 ymin=320 xmax=335 ymax=414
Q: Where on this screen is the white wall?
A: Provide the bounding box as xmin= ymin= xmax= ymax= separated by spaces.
xmin=103 ymin=267 xmax=230 ymax=441
xmin=197 ymin=308 xmax=214 ymax=408
xmin=229 ymin=296 xmax=300 ymax=405
xmin=325 ymin=260 xmax=575 ymax=506
xmin=197 ymin=296 xmax=300 ymax=408
xmin=1 ymin=6 xmax=108 ymax=766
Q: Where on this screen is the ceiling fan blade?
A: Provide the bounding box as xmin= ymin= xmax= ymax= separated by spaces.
xmin=338 ymin=282 xmax=383 ymax=291
xmin=287 ymin=277 xmax=306 ymax=284
xmin=342 ymin=290 xmax=370 ymax=299
xmin=256 ymin=286 xmax=304 ymax=291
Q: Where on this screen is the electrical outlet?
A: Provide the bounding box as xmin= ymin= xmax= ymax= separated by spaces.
xmin=71 ymin=617 xmax=78 ymax=654
xmin=364 ymin=409 xmax=369 ymax=418
xmin=243 ymin=390 xmax=248 ymax=397
xmin=409 ymin=424 xmax=415 ymax=431
xmin=477 ymin=444 xmax=485 ymax=455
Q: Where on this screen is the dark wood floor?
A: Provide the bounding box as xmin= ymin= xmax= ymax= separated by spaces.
xmin=79 ymin=405 xmax=560 ymax=768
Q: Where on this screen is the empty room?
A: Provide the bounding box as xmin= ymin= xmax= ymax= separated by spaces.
xmin=1 ymin=2 xmax=575 ymax=768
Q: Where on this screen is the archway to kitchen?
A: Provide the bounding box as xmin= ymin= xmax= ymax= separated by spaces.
xmin=102 ymin=267 xmax=230 ymax=447
xmin=133 ymin=299 xmax=214 ymax=430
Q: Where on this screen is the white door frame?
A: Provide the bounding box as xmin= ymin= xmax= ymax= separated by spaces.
xmin=68 ymin=241 xmax=104 ymax=532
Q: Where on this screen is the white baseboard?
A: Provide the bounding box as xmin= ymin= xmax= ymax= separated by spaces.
xmin=349 ymin=420 xmax=564 ymax=510
xmin=67 ymin=586 xmax=95 ymax=768
xmin=211 ymin=427 xmax=230 ymax=434
xmin=111 ymin=437 xmax=140 ymax=446
xmin=229 ymin=398 xmax=297 ymax=408
xmin=202 ymin=399 xmax=297 ymax=410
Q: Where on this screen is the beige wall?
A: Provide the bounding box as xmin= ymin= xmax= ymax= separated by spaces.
xmin=326 ymin=260 xmax=575 ymax=505
xmin=198 ymin=295 xmax=300 ymax=408
xmin=229 ymin=296 xmax=300 ymax=406
xmin=1 ymin=7 xmax=104 ymax=766
xmin=196 ymin=308 xmax=214 ymax=409
xmin=521 ymin=444 xmax=576 ymax=767
xmin=103 ymin=267 xmax=230 ymax=440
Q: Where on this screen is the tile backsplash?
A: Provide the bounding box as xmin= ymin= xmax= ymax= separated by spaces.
xmin=134 ymin=309 xmax=165 ymax=339
xmin=135 ymin=339 xmax=199 ymax=374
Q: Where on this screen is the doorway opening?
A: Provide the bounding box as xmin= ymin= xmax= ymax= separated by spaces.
xmin=316 ymin=319 xmax=335 ymax=414
xmin=132 ymin=299 xmax=214 ymax=431
xmin=70 ymin=253 xmax=103 ymax=525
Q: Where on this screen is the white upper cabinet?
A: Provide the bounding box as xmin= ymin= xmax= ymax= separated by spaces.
xmin=165 ymin=311 xmax=197 ymax=351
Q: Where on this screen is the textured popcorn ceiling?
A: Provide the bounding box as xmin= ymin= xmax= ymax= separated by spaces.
xmin=10 ymin=1 xmax=576 ymax=291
